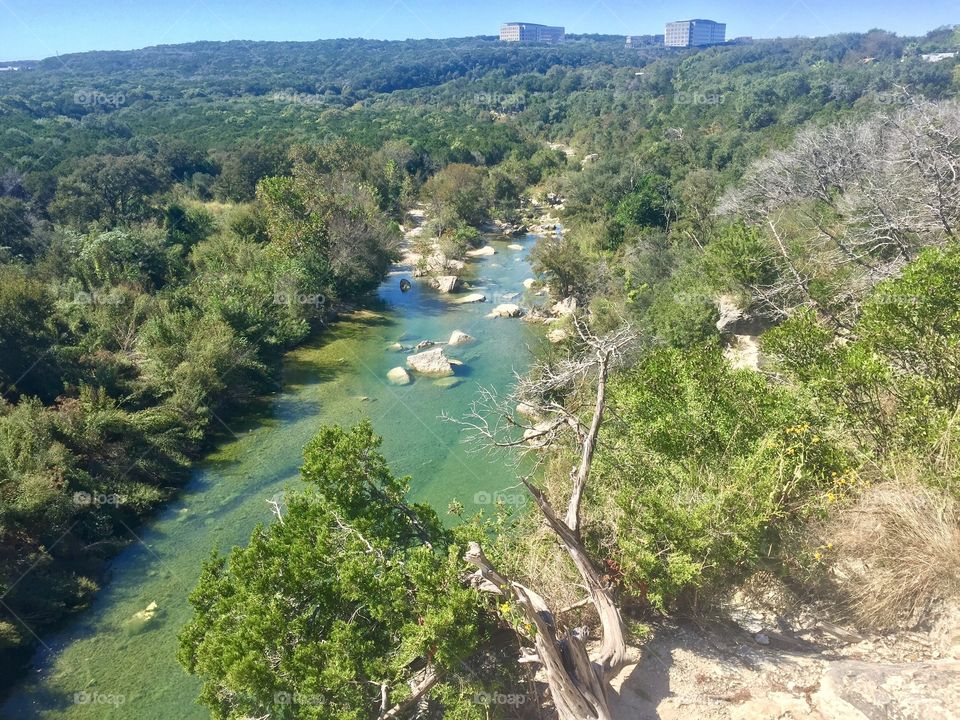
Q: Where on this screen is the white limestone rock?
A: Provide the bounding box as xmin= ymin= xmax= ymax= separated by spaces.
xmin=387 ymin=367 xmax=412 ymax=385
xmin=448 ymin=330 xmax=474 ymax=346
xmin=552 ymin=297 xmax=578 ymax=317
xmin=466 ymin=245 xmax=496 ymax=257
xmin=452 ymin=293 xmax=486 ymax=304
xmin=433 ymin=275 xmax=461 ymax=293
xmin=406 ymin=348 xmax=454 ymax=377
xmin=488 ymin=303 xmax=523 ymax=318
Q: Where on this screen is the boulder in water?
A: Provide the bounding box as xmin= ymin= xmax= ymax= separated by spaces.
xmin=387 ymin=367 xmax=412 ymax=385
xmin=466 ymin=245 xmax=496 ymax=257
xmin=407 ymin=348 xmax=454 ymax=377
xmin=488 ymin=303 xmax=523 ymax=318
xmin=448 ymin=330 xmax=474 ymax=346
xmin=432 ymin=275 xmax=461 ymax=293
xmin=452 ymin=293 xmax=486 ymax=304
xmin=414 ymin=340 xmax=436 ymax=351
xmin=399 ymin=278 xmax=412 ymax=292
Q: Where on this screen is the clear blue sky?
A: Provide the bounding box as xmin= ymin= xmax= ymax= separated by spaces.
xmin=0 ymin=0 xmax=957 ymax=61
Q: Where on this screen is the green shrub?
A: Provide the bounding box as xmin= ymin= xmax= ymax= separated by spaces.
xmin=595 ymin=345 xmax=853 ymax=610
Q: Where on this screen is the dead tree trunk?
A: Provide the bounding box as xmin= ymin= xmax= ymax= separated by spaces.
xmin=454 ymin=322 xmax=635 ymax=720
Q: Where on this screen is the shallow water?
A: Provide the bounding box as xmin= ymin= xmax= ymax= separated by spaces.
xmin=3 ymin=236 xmax=543 ymax=720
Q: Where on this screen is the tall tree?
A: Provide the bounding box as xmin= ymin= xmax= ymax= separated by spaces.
xmin=178 ymin=422 xmax=499 ymax=720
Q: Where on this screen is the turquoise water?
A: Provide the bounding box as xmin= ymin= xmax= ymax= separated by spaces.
xmin=3 ymin=236 xmax=542 ymax=720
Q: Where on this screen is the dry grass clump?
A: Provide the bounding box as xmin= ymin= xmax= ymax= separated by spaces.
xmin=822 ymin=481 xmax=960 ymax=629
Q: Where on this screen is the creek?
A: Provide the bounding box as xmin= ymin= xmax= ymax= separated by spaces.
xmin=3 ymin=235 xmax=543 ymax=720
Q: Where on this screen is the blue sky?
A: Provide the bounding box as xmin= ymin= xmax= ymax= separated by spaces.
xmin=0 ymin=0 xmax=957 ymax=61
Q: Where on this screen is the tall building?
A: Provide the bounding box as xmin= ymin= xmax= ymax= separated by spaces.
xmin=500 ymin=23 xmax=565 ymax=44
xmin=664 ymin=19 xmax=726 ymax=47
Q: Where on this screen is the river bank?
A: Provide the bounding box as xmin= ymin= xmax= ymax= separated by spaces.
xmin=3 ymin=233 xmax=544 ymax=720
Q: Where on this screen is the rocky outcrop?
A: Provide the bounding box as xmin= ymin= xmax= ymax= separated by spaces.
xmin=547 ymin=327 xmax=569 ymax=344
xmin=527 ymin=213 xmax=562 ymax=235
xmin=813 ymin=660 xmax=960 ymax=719
xmin=452 ymin=293 xmax=486 ymax=304
xmin=488 ymin=303 xmax=523 ymax=318
xmin=427 ymin=256 xmax=464 ymax=275
xmin=448 ymin=330 xmax=474 ymax=346
xmin=523 ymin=278 xmax=537 ymax=289
xmin=387 ymin=367 xmax=412 ymax=385
xmin=608 ymin=577 xmax=960 ymax=720
xmin=408 ymin=251 xmax=465 ymax=278
xmin=516 ymin=402 xmax=543 ymax=422
xmin=716 ymin=294 xmax=768 ymax=335
xmin=724 ymin=335 xmax=761 ymax=371
xmin=406 ymin=348 xmax=454 ymax=377
xmin=552 ymin=297 xmax=577 ymax=317
xmin=482 ymin=220 xmax=526 ymax=237
xmin=432 ymin=275 xmax=461 ymax=293
xmin=523 ymin=420 xmax=556 ymax=447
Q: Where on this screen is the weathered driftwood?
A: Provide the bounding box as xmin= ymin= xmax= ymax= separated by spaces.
xmin=455 ymin=320 xmax=636 ymax=719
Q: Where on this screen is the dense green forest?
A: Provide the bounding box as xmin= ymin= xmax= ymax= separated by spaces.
xmin=2 ymin=25 xmax=960 ymax=717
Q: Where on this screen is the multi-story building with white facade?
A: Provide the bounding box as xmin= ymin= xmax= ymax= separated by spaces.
xmin=664 ymin=19 xmax=726 ymax=47
xmin=500 ymin=23 xmax=565 ymax=44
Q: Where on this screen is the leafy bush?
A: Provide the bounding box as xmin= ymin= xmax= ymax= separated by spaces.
xmin=765 ymin=243 xmax=960 ymax=469
xmin=595 ymin=345 xmax=853 ymax=610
